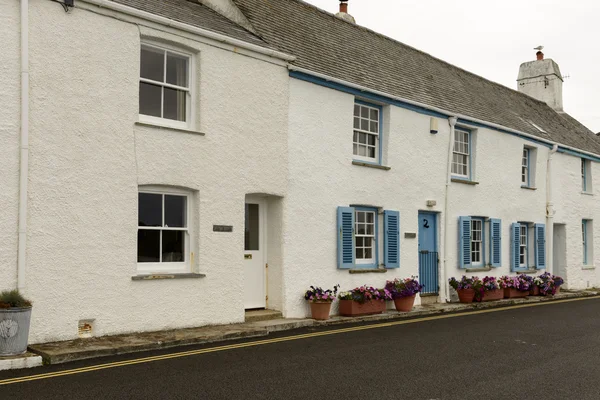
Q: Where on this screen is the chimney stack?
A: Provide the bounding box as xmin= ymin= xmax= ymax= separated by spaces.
xmin=335 ymin=0 xmax=355 ymax=24
xmin=517 ymin=49 xmax=564 ymax=111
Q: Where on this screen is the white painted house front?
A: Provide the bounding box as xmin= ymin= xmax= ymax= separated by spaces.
xmin=2 ymin=0 xmax=600 ymax=344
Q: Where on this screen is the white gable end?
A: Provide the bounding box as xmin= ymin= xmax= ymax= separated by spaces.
xmin=198 ymin=0 xmax=257 ymax=34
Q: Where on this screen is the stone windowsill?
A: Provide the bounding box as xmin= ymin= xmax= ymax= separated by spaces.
xmin=581 ymin=191 xmax=594 ymax=196
xmin=351 ymin=161 xmax=391 ymax=170
xmin=451 ymin=178 xmax=479 ymax=185
xmin=519 ymin=269 xmax=538 ymax=275
xmin=132 ymin=273 xmax=206 ymax=281
xmin=582 ymin=265 xmax=596 ymax=270
xmin=135 ymin=121 xmax=206 ymax=136
xmin=521 ymin=185 xmax=537 ymax=191
xmin=349 ymin=268 xmax=388 ymax=274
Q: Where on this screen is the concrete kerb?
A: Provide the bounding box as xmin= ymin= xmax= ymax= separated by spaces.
xmin=27 ymin=290 xmax=597 ymax=366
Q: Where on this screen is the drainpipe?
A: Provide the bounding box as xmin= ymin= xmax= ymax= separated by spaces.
xmin=441 ymin=116 xmax=458 ymax=302
xmin=17 ymin=0 xmax=29 ymax=292
xmin=546 ymin=144 xmax=558 ymax=275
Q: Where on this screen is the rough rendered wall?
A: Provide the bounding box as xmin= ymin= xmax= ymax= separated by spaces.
xmin=552 ymin=153 xmax=600 ymax=289
xmin=0 ymin=1 xmax=21 ymax=291
xmin=25 ymin=0 xmax=288 ymax=343
xmin=284 ymin=78 xmax=594 ymax=319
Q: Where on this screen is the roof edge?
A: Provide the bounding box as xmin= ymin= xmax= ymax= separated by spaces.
xmin=87 ymin=0 xmax=296 ymax=62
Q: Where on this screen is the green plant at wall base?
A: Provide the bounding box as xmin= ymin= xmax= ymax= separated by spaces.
xmin=0 ymin=290 xmax=32 ymax=309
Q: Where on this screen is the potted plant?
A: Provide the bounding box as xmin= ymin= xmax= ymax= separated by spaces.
xmin=0 ymin=290 xmax=33 ymax=356
xmin=449 ymin=276 xmax=483 ymax=303
xmin=481 ymin=276 xmax=504 ymax=301
xmin=338 ymin=285 xmax=392 ymax=316
xmin=536 ymin=272 xmax=564 ymax=296
xmin=499 ymin=274 xmax=532 ymax=298
xmin=385 ymin=276 xmax=423 ymax=312
xmin=531 ymin=276 xmax=542 ymax=296
xmin=304 ymin=285 xmax=340 ymax=320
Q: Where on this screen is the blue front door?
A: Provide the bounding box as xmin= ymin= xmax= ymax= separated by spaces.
xmin=418 ymin=212 xmax=439 ymax=294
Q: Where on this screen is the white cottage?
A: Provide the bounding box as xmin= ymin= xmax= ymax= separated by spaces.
xmin=2 ymin=0 xmax=599 ymax=343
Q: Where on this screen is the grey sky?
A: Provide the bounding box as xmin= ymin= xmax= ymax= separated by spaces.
xmin=304 ymin=0 xmax=600 ymax=133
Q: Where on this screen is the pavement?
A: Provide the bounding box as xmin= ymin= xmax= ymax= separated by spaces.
xmin=1 ymin=294 xmax=600 ymax=399
xmin=24 ymin=289 xmax=598 ymax=365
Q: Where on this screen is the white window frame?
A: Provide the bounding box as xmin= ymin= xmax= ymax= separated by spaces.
xmin=354 ymin=208 xmax=377 ymax=266
xmin=522 ymin=148 xmax=530 ymax=186
xmin=353 ymin=102 xmax=381 ymax=163
xmin=583 ymin=219 xmax=593 ymax=266
xmin=470 ymin=219 xmax=484 ymax=266
xmin=139 ymin=42 xmax=194 ymax=130
xmin=452 ymin=129 xmax=470 ymax=178
xmin=137 ymin=187 xmax=191 ymax=274
xmin=519 ymin=224 xmax=528 ymax=268
xmin=581 ymin=159 xmax=592 ymax=193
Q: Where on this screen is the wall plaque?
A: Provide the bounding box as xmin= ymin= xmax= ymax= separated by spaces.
xmin=213 ymin=225 xmax=233 ymax=232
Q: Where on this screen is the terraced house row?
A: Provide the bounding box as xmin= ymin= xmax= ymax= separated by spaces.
xmin=2 ymin=0 xmax=599 ymax=344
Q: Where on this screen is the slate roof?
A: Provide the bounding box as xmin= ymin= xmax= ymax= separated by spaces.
xmin=233 ymin=0 xmax=600 ymax=155
xmin=110 ymin=0 xmax=269 ymax=47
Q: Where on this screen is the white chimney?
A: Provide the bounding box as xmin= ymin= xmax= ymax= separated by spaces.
xmin=517 ymin=50 xmax=563 ymax=111
xmin=335 ymin=0 xmax=355 ymax=24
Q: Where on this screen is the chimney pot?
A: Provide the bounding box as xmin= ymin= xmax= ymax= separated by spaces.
xmin=536 ymin=51 xmax=544 ymax=61
xmin=339 ymin=1 xmax=348 ymax=14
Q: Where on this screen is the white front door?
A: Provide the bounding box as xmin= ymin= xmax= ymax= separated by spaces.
xmin=244 ymin=198 xmax=266 ymax=309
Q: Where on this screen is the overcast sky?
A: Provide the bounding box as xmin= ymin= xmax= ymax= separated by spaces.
xmin=304 ymin=0 xmax=600 ymax=133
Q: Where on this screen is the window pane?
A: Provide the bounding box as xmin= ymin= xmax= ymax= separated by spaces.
xmin=364 ymin=237 xmax=372 ymax=247
xmin=356 ymin=237 xmax=363 ymax=247
xmin=356 ymin=248 xmax=363 ymax=259
xmin=138 ymin=193 xmax=162 ymax=227
xmin=370 ymin=109 xmax=378 ymax=120
xmin=359 ymin=146 xmax=366 ymax=156
xmin=366 ymin=213 xmax=374 ymax=223
xmin=139 ymin=82 xmax=162 ymax=117
xmin=368 ymin=134 xmax=376 ymax=145
xmin=361 ymin=119 xmax=369 ymax=131
xmin=359 ymin=133 xmax=367 ymax=144
xmin=166 ymin=52 xmax=189 ymax=87
xmin=361 ymin=106 xmax=369 ymax=118
xmin=354 ymin=118 xmax=360 ymax=129
xmin=354 ymin=104 xmax=360 ymax=117
xmin=245 ymin=204 xmax=259 ymax=251
xmin=163 ymin=88 xmax=187 ymax=121
xmin=138 ymin=229 xmax=160 ymax=262
xmin=165 ymin=195 xmax=186 ymax=228
xmin=370 ymin=121 xmax=378 ymax=133
xmin=368 ymin=147 xmax=375 ymax=158
xmin=162 ymin=230 xmax=184 ymax=262
xmin=140 ymin=46 xmax=164 ymax=82
xmin=357 ymin=212 xmax=365 ymax=223
xmin=364 ymin=248 xmax=372 ymax=259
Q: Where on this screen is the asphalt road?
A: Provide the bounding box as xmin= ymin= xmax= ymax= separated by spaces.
xmin=2 ymin=297 xmax=600 ymax=400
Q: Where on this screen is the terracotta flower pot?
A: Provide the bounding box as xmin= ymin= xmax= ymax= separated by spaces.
xmin=457 ymin=289 xmax=475 ymax=303
xmin=530 ymin=285 xmax=540 ymax=296
xmin=504 ymin=288 xmax=529 ymax=298
xmin=338 ymin=299 xmax=386 ymax=316
xmin=555 ymin=285 xmax=561 ymax=294
xmin=393 ymin=295 xmax=416 ymax=312
xmin=309 ymin=301 xmax=332 ymax=320
xmin=482 ymin=289 xmax=504 ymax=301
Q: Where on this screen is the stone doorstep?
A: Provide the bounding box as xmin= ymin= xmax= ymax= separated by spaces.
xmin=0 ymin=352 xmax=43 ymax=371
xmin=27 ymin=290 xmax=598 ymax=366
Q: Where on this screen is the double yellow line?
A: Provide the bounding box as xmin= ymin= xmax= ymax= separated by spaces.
xmin=1 ymin=295 xmax=597 ymax=386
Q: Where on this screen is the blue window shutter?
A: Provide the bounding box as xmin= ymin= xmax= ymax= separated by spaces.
xmin=384 ymin=210 xmax=400 ymax=269
xmin=490 ymin=218 xmax=502 ymax=267
xmin=337 ymin=207 xmax=355 ymax=269
xmin=510 ymin=223 xmax=521 ymax=271
xmin=458 ymin=216 xmax=471 ymax=269
xmin=535 ymin=223 xmax=546 ymax=269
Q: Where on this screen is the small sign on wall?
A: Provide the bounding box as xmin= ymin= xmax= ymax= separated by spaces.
xmin=404 ymin=232 xmax=417 ymax=239
xmin=213 ymin=225 xmax=233 ymax=232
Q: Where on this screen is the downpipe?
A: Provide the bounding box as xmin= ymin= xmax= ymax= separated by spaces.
xmin=546 ymin=144 xmax=558 ymax=275
xmin=17 ymin=0 xmax=29 ymax=292
xmin=441 ymin=117 xmax=458 ymax=302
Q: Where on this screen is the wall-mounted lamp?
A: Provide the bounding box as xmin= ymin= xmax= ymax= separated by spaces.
xmin=430 ymin=117 xmax=438 ymax=134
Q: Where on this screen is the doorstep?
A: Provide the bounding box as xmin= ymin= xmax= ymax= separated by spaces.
xmin=0 ymin=352 xmax=43 ymax=371
xmin=27 ymin=290 xmax=598 ymax=366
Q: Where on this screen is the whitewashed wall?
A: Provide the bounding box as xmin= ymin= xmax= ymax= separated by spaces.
xmin=14 ymin=0 xmax=289 ymax=343
xmin=283 ymin=77 xmax=600 ymax=319
xmin=0 ymin=1 xmax=21 ymax=292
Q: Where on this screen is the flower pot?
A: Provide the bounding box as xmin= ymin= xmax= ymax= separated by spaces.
xmin=503 ymin=288 xmax=529 ymax=298
xmin=482 ymin=289 xmax=504 ymax=301
xmin=339 ymin=299 xmax=386 ymax=316
xmin=457 ymin=289 xmax=475 ymax=303
xmin=309 ymin=301 xmax=333 ymax=320
xmin=393 ymin=295 xmax=416 ymax=312
xmin=530 ymin=285 xmax=540 ymax=296
xmin=555 ymin=285 xmax=561 ymax=294
xmin=0 ymin=307 xmax=32 ymax=356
